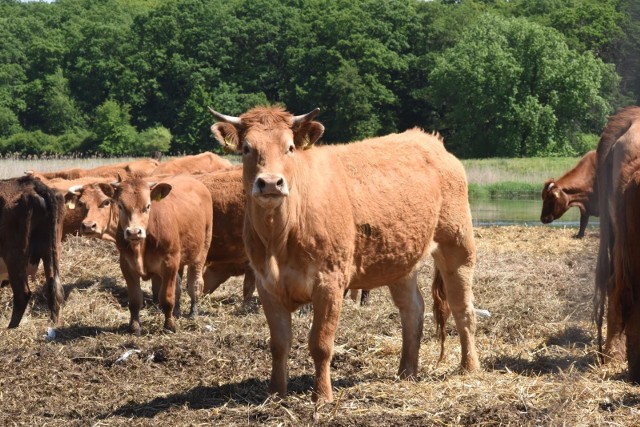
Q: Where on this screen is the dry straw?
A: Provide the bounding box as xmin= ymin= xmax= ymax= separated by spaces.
xmin=0 ymin=227 xmax=638 ymax=426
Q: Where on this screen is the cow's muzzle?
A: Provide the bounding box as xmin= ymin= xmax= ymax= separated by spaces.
xmin=125 ymin=227 xmax=146 ymax=241
xmin=81 ymin=220 xmax=99 ymax=235
xmin=540 ymin=215 xmax=554 ymax=224
xmin=253 ymin=173 xmax=289 ymax=198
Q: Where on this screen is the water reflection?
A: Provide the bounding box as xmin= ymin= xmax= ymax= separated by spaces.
xmin=469 ymin=198 xmax=598 ymax=228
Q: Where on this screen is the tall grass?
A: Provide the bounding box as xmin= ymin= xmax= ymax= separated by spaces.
xmin=462 ymin=157 xmax=582 ymax=199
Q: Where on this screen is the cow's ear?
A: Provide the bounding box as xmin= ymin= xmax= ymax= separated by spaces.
xmin=294 ymin=121 xmax=324 ymax=149
xmin=97 ymin=183 xmax=115 ymax=198
xmin=211 ymin=122 xmax=241 ymax=153
xmin=150 ymin=182 xmax=172 ymax=201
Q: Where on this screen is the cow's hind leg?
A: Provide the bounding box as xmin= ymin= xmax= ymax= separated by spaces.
xmin=186 ymin=262 xmax=204 ymax=318
xmin=309 ymin=280 xmax=345 ymax=403
xmin=257 ymin=279 xmax=292 ymax=399
xmin=432 ymin=239 xmax=480 ymax=372
xmin=7 ymin=270 xmax=31 ymax=328
xmin=388 ymin=270 xmax=424 ymax=379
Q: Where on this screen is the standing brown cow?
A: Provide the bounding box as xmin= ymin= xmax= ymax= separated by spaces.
xmin=210 ymin=106 xmax=480 ymax=403
xmin=0 ymin=176 xmax=65 ymax=328
xmin=612 ymin=157 xmax=640 ymax=382
xmin=540 ymin=150 xmax=598 ymax=238
xmin=112 ymin=176 xmax=212 ymax=333
xmin=66 ymin=168 xmax=256 ymax=303
xmin=595 ymin=106 xmax=640 ymax=363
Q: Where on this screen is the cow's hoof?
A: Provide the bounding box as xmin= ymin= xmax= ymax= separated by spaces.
xmin=129 ymin=322 xmax=141 ymax=336
xmin=164 ymin=318 xmax=176 ymax=333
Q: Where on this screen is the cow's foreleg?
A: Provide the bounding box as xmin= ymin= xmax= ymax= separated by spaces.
xmin=309 ymin=283 xmax=344 ymax=403
xmin=433 ymin=241 xmax=480 ymax=372
xmin=388 ymin=270 xmax=424 ymax=379
xmin=576 ymin=212 xmax=589 ymax=238
xmin=186 ymin=262 xmax=204 ymax=318
xmin=120 ymin=260 xmax=143 ymax=335
xmin=257 ymin=280 xmax=292 ymax=400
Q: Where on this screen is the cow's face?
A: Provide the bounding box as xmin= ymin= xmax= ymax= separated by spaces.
xmin=67 ymin=184 xmax=115 ymax=238
xmin=540 ymin=180 xmax=568 ymax=223
xmin=210 ymin=106 xmax=324 ymax=210
xmin=111 ymin=179 xmax=171 ymax=242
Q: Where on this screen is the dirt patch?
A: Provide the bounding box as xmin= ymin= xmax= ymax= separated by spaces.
xmin=0 ymin=226 xmax=637 ymax=426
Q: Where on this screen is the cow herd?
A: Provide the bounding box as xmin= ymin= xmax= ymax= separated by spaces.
xmin=1 ymin=105 xmax=640 ymax=404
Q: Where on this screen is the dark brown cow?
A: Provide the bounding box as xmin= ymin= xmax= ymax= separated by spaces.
xmin=151 ymin=152 xmax=232 ymax=175
xmin=540 ymin=150 xmax=598 ymax=238
xmin=595 ymin=106 xmax=640 ymax=363
xmin=612 ymin=157 xmax=640 ymax=382
xmin=112 ymin=176 xmax=212 ymax=333
xmin=0 ymin=176 xmax=65 ymax=327
xmin=28 ymin=158 xmax=159 ymax=181
xmin=66 ymin=168 xmax=256 ymax=302
xmin=210 ymin=106 xmax=480 ymax=403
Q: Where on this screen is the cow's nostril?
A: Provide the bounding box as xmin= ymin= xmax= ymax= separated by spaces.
xmin=276 ymin=178 xmax=284 ymax=187
xmin=256 ymin=178 xmax=266 ymax=190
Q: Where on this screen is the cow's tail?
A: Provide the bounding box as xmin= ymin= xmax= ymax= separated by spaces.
xmin=31 ymin=178 xmax=65 ymax=323
xmin=432 ymin=266 xmax=450 ymax=365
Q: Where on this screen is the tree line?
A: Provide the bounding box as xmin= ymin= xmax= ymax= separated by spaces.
xmin=1 ymin=0 xmax=638 ymax=158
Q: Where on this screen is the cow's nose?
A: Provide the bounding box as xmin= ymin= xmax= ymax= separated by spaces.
xmin=125 ymin=227 xmax=145 ymax=239
xmin=81 ymin=221 xmax=97 ymax=233
xmin=254 ymin=174 xmax=289 ymax=196
xmin=541 ymin=215 xmax=553 ymax=224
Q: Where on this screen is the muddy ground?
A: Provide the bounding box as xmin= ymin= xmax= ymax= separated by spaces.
xmin=0 ymin=226 xmax=637 ymax=426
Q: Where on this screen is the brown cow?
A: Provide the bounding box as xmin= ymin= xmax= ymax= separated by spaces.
xmin=151 ymin=152 xmax=232 ymax=175
xmin=112 ymin=176 xmax=212 ymax=333
xmin=66 ymin=168 xmax=256 ymax=302
xmin=28 ymin=158 xmax=159 ymax=181
xmin=0 ymin=176 xmax=65 ymax=328
xmin=595 ymin=106 xmax=640 ymax=363
xmin=540 ymin=150 xmax=598 ymax=238
xmin=210 ymin=106 xmax=480 ymax=403
xmin=612 ymin=157 xmax=640 ymax=382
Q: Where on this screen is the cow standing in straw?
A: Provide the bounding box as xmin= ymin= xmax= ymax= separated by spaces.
xmin=209 ymin=106 xmax=480 ymax=403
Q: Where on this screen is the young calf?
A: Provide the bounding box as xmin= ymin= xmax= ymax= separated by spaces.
xmin=111 ymin=176 xmax=212 ymax=333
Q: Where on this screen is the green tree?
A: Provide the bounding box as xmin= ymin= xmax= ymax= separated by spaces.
xmin=93 ymin=99 xmax=138 ymax=155
xmin=429 ymin=14 xmax=615 ymax=158
xmin=135 ymin=125 xmax=171 ymax=156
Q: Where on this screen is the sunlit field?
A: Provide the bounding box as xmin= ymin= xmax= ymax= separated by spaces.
xmin=0 ymin=225 xmax=637 ymax=425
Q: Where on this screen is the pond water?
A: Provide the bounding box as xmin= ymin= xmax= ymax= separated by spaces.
xmin=469 ymin=198 xmax=597 ymax=229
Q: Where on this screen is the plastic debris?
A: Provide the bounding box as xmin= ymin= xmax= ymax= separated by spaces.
xmin=115 ymin=349 xmax=141 ymax=364
xmin=45 ymin=327 xmax=56 ymax=340
xmin=475 ymin=308 xmax=491 ymax=318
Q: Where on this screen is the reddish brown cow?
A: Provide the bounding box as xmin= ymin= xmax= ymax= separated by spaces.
xmin=612 ymin=157 xmax=640 ymax=382
xmin=66 ymin=168 xmax=256 ymax=302
xmin=28 ymin=158 xmax=159 ymax=181
xmin=151 ymin=152 xmax=232 ymax=175
xmin=112 ymin=176 xmax=212 ymax=333
xmin=595 ymin=106 xmax=640 ymax=363
xmin=0 ymin=176 xmax=65 ymax=327
xmin=540 ymin=150 xmax=598 ymax=238
xmin=210 ymin=106 xmax=480 ymax=403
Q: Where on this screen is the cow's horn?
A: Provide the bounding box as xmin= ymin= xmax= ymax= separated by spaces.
xmin=207 ymin=107 xmax=242 ymax=126
xmin=547 ymin=182 xmax=555 ymax=191
xmin=293 ymin=108 xmax=321 ymax=125
xmin=67 ymin=185 xmax=84 ymax=196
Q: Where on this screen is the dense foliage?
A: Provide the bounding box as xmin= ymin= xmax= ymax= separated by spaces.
xmin=0 ymin=0 xmax=637 ymax=157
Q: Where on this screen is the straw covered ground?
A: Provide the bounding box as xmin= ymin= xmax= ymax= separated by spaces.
xmin=0 ymin=226 xmax=638 ymax=426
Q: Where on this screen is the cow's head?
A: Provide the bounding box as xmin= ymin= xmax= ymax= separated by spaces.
xmin=209 ymin=106 xmax=324 ymax=210
xmin=540 ymin=180 xmax=569 ymax=223
xmin=111 ymin=178 xmax=172 ymax=242
xmin=67 ymin=183 xmax=117 ymax=240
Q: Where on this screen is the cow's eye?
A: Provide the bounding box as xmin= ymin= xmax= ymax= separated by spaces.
xmin=243 ymin=144 xmax=251 ymax=155
xmin=288 ymin=144 xmax=295 ymax=154
xmin=101 ymin=200 xmax=111 ymax=208
xmin=145 ymin=203 xmax=151 ymax=212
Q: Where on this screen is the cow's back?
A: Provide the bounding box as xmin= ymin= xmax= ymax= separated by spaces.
xmin=153 ymin=152 xmax=232 ymax=176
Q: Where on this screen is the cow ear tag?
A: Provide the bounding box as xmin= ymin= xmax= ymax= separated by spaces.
xmin=66 ymin=199 xmax=76 ymax=210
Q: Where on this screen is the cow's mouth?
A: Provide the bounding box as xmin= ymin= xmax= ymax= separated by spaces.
xmin=540 ymin=215 xmax=554 ymax=224
xmin=126 ymin=236 xmax=145 ymax=242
